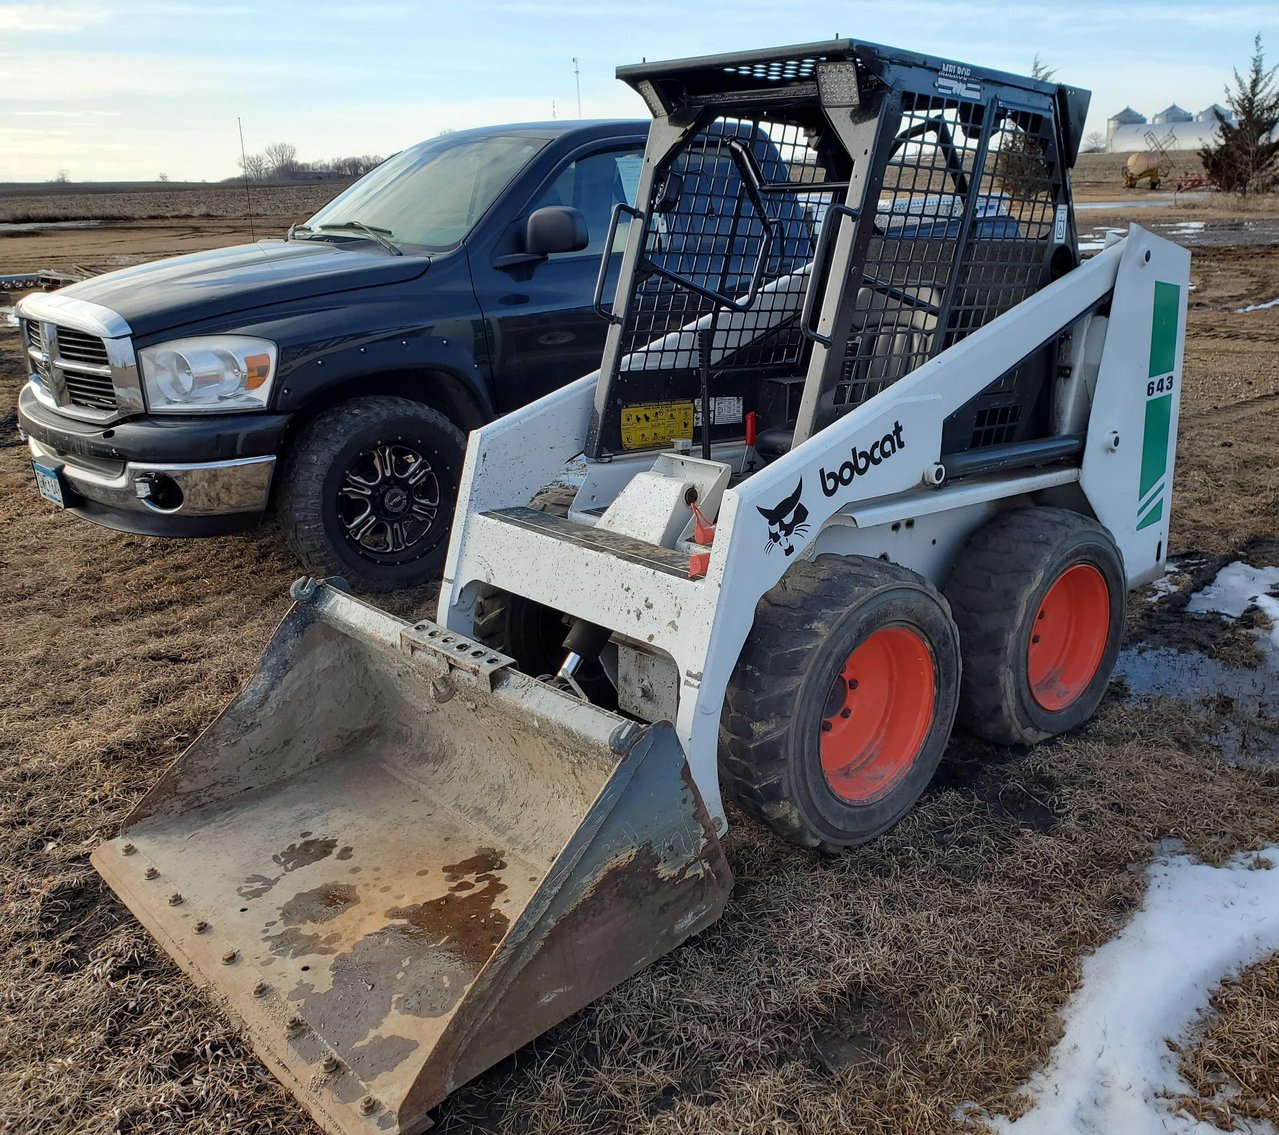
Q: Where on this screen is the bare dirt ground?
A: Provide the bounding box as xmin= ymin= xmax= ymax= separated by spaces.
xmin=0 ymin=183 xmax=339 ymax=277
xmin=2 ymin=184 xmax=1278 ymax=1134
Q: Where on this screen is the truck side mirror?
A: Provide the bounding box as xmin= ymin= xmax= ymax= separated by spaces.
xmin=526 ymin=206 xmax=588 ymax=256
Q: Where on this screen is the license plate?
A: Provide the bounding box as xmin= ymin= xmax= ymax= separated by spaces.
xmin=32 ymin=460 xmax=66 ymax=508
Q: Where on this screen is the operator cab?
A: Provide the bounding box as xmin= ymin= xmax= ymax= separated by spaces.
xmin=585 ymin=42 xmax=1085 ymax=479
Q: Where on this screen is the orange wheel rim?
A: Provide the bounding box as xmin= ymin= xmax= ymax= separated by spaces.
xmin=1027 ymin=563 xmax=1110 ymax=712
xmin=820 ymin=626 xmax=936 ymax=804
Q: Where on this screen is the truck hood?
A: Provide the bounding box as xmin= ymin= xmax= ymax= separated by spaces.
xmin=57 ymin=239 xmax=431 ymax=340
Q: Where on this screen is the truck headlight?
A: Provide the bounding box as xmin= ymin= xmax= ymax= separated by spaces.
xmin=139 ymin=337 xmax=278 ymax=412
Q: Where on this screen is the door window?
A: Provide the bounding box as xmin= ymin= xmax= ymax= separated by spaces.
xmin=530 ymin=147 xmax=643 ymax=256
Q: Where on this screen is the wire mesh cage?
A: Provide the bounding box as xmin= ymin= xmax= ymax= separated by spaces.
xmin=597 ymin=43 xmax=1079 ymax=460
xmin=620 ymin=115 xmax=836 ymax=376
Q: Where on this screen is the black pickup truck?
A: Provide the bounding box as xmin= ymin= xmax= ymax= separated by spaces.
xmin=16 ymin=120 xmax=650 ymax=590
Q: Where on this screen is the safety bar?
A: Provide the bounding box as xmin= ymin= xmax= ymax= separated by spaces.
xmin=593 ymin=140 xmax=786 ymax=325
xmin=593 ymin=203 xmax=644 ymax=323
xmin=800 ymin=203 xmax=859 ymax=346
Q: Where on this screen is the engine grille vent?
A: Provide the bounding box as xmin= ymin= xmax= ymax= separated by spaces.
xmin=970 ymin=403 xmax=1022 ymax=448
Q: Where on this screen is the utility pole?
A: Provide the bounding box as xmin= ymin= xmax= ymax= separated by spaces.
xmin=552 ymin=99 xmax=557 ymax=120
xmin=573 ymin=57 xmax=581 ymax=118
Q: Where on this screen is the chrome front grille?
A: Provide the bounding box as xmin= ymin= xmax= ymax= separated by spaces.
xmin=20 ymin=307 xmax=141 ymax=422
xmin=56 ymin=327 xmax=111 ymax=367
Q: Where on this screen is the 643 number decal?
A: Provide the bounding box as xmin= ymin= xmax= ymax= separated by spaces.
xmin=1147 ymin=375 xmax=1174 ymax=397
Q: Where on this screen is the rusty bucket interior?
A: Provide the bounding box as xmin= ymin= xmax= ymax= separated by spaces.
xmin=92 ymin=582 xmax=732 ymax=1135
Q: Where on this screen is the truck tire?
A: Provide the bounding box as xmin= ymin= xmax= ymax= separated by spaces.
xmin=472 ymin=484 xmax=616 ymax=705
xmin=720 ymin=555 xmax=961 ymax=852
xmin=278 ymin=396 xmax=466 ymax=593
xmin=944 ymin=507 xmax=1125 ymax=745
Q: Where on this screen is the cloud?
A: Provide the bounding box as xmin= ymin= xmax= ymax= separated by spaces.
xmin=0 ymin=1 xmax=112 ymax=33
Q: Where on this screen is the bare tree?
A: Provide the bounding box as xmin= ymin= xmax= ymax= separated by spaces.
xmin=158 ymin=172 xmax=170 ymax=182
xmin=233 ymin=149 xmax=384 ymax=181
xmin=262 ymin=141 xmax=299 ymax=179
xmin=1083 ymin=130 xmax=1106 ymax=154
xmin=238 ymin=151 xmax=268 ymax=180
xmin=53 ymin=169 xmax=70 ymax=183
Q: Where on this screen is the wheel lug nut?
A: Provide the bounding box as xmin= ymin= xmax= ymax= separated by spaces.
xmin=840 ymin=708 xmax=852 ymax=718
xmin=849 ymin=679 xmax=859 ymax=690
xmin=121 ymin=842 xmax=136 ymax=856
xmin=359 ymin=1095 xmax=379 ymax=1115
xmin=321 ymin=1053 xmax=340 ymax=1073
xmin=168 ymin=892 xmax=183 ymax=906
xmin=287 ymin=1015 xmax=305 ymax=1034
xmin=253 ymin=981 xmax=269 ymax=997
xmin=144 ymin=865 xmax=159 ymax=880
xmin=193 ymin=919 xmax=209 ymax=934
xmin=1032 ymin=634 xmax=1041 ymax=644
xmin=221 ymin=949 xmax=238 ymax=965
xmin=821 ymin=721 xmax=832 ymax=732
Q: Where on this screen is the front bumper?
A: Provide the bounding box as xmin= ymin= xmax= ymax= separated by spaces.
xmin=18 ymin=382 xmax=289 ymax=537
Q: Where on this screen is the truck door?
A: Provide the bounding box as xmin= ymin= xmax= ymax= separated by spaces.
xmin=473 ymin=144 xmax=644 ymax=413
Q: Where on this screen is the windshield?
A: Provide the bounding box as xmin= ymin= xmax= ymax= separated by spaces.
xmin=302 ymin=133 xmax=550 ymax=249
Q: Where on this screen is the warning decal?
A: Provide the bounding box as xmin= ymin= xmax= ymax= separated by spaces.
xmin=620 ymin=401 xmax=695 ymax=450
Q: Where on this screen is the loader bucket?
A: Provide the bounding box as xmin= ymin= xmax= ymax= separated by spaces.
xmin=92 ymin=580 xmax=732 ymax=1135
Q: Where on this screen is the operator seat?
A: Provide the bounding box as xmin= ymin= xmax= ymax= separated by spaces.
xmin=755 ymin=281 xmax=941 ymax=458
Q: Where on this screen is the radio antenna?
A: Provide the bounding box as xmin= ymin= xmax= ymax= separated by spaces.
xmin=573 ymin=57 xmax=581 ymax=117
xmin=238 ymin=117 xmax=256 ymax=242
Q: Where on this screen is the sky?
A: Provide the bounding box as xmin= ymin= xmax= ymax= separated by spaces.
xmin=2 ymin=0 xmax=1278 ymax=183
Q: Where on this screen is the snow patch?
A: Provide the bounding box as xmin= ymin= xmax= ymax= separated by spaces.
xmin=1188 ymin=561 xmax=1279 ymax=648
xmin=1076 ymin=199 xmax=1176 ymax=211
xmin=971 ymin=847 xmax=1279 ymax=1135
xmin=1144 ymin=559 xmax=1193 ymax=602
xmin=0 ymin=219 xmax=100 ymax=234
xmin=1235 ymin=296 xmax=1279 ymax=314
xmin=1078 ymin=227 xmax=1123 ymax=253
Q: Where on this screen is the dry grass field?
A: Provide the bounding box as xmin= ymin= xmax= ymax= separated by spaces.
xmin=1 ymin=179 xmax=1278 ymax=1134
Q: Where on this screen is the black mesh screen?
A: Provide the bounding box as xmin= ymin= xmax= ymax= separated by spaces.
xmin=833 ymin=96 xmax=1061 ymax=434
xmin=619 ymin=116 xmax=835 ymax=375
xmin=970 ymin=402 xmax=1022 ymax=447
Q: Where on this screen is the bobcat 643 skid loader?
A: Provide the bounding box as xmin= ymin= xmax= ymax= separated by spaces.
xmin=94 ymin=40 xmax=1188 ymax=1135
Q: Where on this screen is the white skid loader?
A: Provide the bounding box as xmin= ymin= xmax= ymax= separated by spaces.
xmin=94 ymin=41 xmax=1188 ymax=1135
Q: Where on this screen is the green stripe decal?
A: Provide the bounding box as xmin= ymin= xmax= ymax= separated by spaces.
xmin=1137 ymin=497 xmax=1164 ymax=532
xmin=1137 ymin=280 xmax=1180 ymax=531
xmin=1139 ymin=393 xmax=1173 ymax=501
xmin=1139 ymin=476 xmax=1165 ymax=512
xmin=1149 ymin=280 xmax=1180 ymax=378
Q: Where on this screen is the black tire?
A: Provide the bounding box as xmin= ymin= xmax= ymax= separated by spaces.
xmin=720 ymin=555 xmax=961 ymax=852
xmin=944 ymin=507 xmax=1125 ymax=746
xmin=277 ymin=396 xmax=466 ymax=593
xmin=472 ymin=484 xmax=616 ymax=705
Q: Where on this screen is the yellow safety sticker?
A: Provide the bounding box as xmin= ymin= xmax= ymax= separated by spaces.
xmin=620 ymin=401 xmax=695 ymax=450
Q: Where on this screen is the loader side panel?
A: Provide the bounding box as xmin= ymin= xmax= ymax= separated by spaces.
xmin=1080 ymin=241 xmax=1190 ymax=585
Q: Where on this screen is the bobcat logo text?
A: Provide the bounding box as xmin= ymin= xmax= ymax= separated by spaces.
xmin=819 ymin=421 xmax=906 ymax=497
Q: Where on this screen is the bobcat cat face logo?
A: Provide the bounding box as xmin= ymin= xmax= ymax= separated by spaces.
xmin=757 ymin=479 xmax=810 ymax=556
